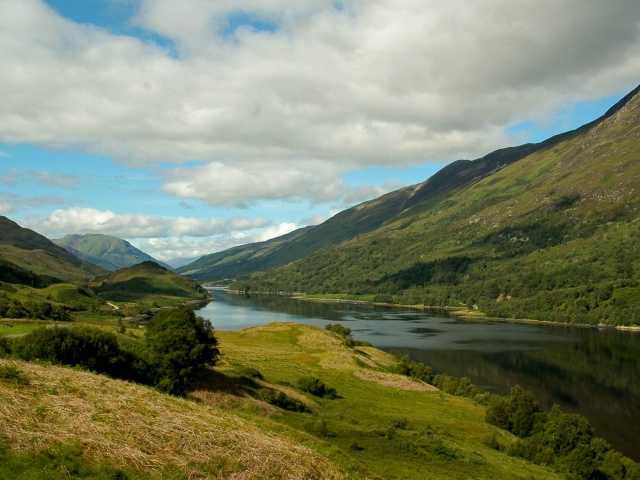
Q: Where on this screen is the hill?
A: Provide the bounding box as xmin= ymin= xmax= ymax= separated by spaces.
xmin=238 ymin=84 xmax=640 ymax=326
xmin=179 ymin=89 xmax=639 ymax=283
xmin=91 ymin=261 xmax=208 ymax=305
xmin=0 ymin=323 xmax=570 ymax=480
xmin=54 ymin=233 xmax=169 ymax=271
xmin=0 ymin=216 xmax=103 ymax=283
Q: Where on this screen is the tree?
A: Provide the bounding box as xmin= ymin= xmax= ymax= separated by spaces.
xmin=146 ymin=308 xmax=219 ymax=395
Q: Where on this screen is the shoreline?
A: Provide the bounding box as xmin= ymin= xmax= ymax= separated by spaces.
xmin=217 ymin=289 xmax=640 ymax=333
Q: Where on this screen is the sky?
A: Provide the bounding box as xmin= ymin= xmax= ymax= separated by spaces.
xmin=1 ymin=0 xmax=639 ymax=263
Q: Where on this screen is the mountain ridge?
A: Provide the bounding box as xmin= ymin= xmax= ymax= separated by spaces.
xmin=54 ymin=233 xmax=169 ymax=271
xmin=236 ymin=83 xmax=640 ymax=325
xmin=181 ymin=85 xmax=640 ymax=283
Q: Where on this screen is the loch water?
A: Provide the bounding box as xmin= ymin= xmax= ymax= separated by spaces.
xmin=196 ymin=290 xmax=640 ymax=460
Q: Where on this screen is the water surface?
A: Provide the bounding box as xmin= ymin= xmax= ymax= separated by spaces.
xmin=196 ymin=290 xmax=640 ymax=460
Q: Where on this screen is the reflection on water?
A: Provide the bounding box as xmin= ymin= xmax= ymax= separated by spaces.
xmin=195 ymin=291 xmax=640 ymax=460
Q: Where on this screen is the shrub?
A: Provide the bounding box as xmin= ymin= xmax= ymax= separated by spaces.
xmin=325 ymin=323 xmax=352 ymax=338
xmin=14 ymin=326 xmax=147 ymax=383
xmin=0 ymin=363 xmax=29 ymax=385
xmin=394 ymin=356 xmax=434 ymax=383
xmin=0 ymin=337 xmax=12 ymax=356
xmin=485 ymin=386 xmax=542 ymax=437
xmin=297 ymin=376 xmax=338 ymax=399
xmin=258 ymin=389 xmax=309 ymax=412
xmin=146 ymin=308 xmax=219 ymax=395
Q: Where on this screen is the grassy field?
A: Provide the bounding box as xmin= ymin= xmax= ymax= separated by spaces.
xmin=209 ymin=323 xmax=560 ymax=479
xmin=0 ymin=321 xmax=50 ymax=337
xmin=0 ymin=321 xmax=563 ymax=479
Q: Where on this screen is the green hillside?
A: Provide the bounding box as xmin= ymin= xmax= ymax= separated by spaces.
xmin=180 ymin=87 xmax=635 ymax=284
xmin=0 ymin=217 xmax=104 ymax=283
xmin=0 ymin=322 xmax=582 ymax=480
xmin=238 ymin=85 xmax=640 ymax=326
xmin=91 ymin=261 xmax=208 ymax=305
xmin=55 ymin=234 xmax=168 ymax=271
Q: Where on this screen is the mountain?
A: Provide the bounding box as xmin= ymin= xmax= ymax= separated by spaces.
xmin=54 ymin=233 xmax=168 ymax=271
xmin=237 ymin=84 xmax=640 ymax=326
xmin=0 ymin=216 xmax=103 ymax=283
xmin=164 ymin=256 xmax=200 ymax=269
xmin=180 ymin=89 xmax=639 ymax=283
xmin=91 ymin=261 xmax=208 ymax=303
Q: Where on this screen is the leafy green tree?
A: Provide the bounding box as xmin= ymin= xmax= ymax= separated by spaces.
xmin=146 ymin=308 xmax=219 ymax=395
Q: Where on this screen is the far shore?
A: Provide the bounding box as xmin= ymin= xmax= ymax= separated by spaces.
xmin=213 ymin=288 xmax=640 ymax=333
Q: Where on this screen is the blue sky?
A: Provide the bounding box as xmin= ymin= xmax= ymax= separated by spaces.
xmin=1 ymin=0 xmax=638 ymax=260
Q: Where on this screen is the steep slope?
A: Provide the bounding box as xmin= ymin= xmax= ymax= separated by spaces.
xmin=55 ymin=233 xmax=168 ymax=271
xmin=91 ymin=261 xmax=208 ymax=303
xmin=181 ymin=88 xmax=640 ymax=283
xmin=239 ymin=85 xmax=640 ymax=325
xmin=0 ymin=358 xmax=340 ymax=479
xmin=0 ymin=216 xmax=103 ymax=283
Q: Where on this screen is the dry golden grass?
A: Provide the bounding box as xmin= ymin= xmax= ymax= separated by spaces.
xmin=353 ymin=368 xmax=438 ymax=392
xmin=0 ymin=359 xmax=343 ymax=479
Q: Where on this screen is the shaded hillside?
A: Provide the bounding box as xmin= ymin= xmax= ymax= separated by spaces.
xmin=55 ymin=233 xmax=168 ymax=271
xmin=92 ymin=261 xmax=208 ymax=303
xmin=239 ymin=85 xmax=640 ymax=325
xmin=181 ymin=87 xmax=640 ymax=283
xmin=0 ymin=217 xmax=103 ymax=282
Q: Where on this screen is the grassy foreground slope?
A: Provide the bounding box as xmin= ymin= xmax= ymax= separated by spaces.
xmin=239 ymin=85 xmax=640 ymax=325
xmin=54 ymin=234 xmax=168 ymax=272
xmin=0 ymin=323 xmax=562 ymax=480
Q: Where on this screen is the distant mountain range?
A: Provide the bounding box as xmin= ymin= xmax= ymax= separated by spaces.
xmin=54 ymin=234 xmax=169 ymax=272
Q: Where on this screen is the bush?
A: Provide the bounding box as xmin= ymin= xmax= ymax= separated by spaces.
xmin=488 ymin=389 xmax=640 ymax=480
xmin=0 ymin=363 xmax=29 ymax=385
xmin=14 ymin=327 xmax=148 ymax=383
xmin=0 ymin=337 xmax=12 ymax=357
xmin=485 ymin=386 xmax=542 ymax=437
xmin=146 ymin=308 xmax=219 ymax=395
xmin=297 ymin=376 xmax=338 ymax=399
xmin=325 ymin=323 xmax=351 ymax=338
xmin=394 ymin=356 xmax=434 ymax=383
xmin=258 ymin=389 xmax=309 ymax=412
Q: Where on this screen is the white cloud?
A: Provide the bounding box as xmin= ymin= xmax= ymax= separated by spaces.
xmin=256 ymin=222 xmax=300 ymax=242
xmin=0 ymin=0 xmax=639 ymax=206
xmin=34 ymin=207 xmax=269 ymax=239
xmin=0 ymin=200 xmax=12 ymax=215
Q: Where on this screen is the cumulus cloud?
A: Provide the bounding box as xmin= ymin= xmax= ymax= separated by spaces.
xmin=34 ymin=207 xmax=269 ymax=239
xmin=0 ymin=0 xmax=639 ymax=206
